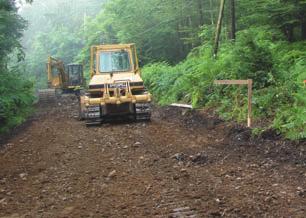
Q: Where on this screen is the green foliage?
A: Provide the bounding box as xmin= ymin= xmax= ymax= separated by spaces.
xmin=237 ymin=0 xmax=306 ymax=41
xmin=143 ymin=27 xmax=306 ymax=139
xmin=77 ymin=0 xmax=220 ymax=66
xmin=143 ymin=62 xmax=185 ymax=105
xmin=272 ymin=58 xmax=306 ymax=140
xmin=0 ymin=69 xmax=34 ymax=133
xmin=0 ymin=0 xmax=26 ymax=64
xmin=0 ymin=0 xmax=34 ymax=134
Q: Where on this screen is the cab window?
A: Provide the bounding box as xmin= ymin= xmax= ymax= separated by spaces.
xmin=99 ymin=50 xmax=131 ymax=73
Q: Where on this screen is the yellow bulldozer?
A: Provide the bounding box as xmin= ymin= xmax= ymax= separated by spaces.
xmin=79 ymin=44 xmax=152 ymax=125
xmin=38 ymin=56 xmax=85 ymax=102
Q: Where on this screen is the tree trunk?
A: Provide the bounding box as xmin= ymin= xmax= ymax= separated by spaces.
xmin=176 ymin=24 xmax=184 ymax=60
xmin=301 ymin=19 xmax=306 ymax=40
xmin=209 ymin=0 xmax=215 ymax=25
xmin=284 ymin=25 xmax=294 ymax=42
xmin=213 ymin=0 xmax=226 ymax=57
xmin=229 ymin=0 xmax=236 ymax=40
xmin=197 ymin=0 xmax=204 ymax=26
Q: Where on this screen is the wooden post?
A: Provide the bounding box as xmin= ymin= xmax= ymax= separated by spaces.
xmin=214 ymin=79 xmax=253 ymax=127
xmin=213 ymin=0 xmax=226 ymax=57
xmin=247 ymin=79 xmax=252 ymax=127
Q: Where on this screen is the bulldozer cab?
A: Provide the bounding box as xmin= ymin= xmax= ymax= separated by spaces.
xmin=90 ymin=44 xmax=140 ymax=78
xmin=66 ymin=64 xmax=84 ymax=87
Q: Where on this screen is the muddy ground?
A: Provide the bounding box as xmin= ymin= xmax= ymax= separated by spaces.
xmin=0 ymin=96 xmax=306 ymax=218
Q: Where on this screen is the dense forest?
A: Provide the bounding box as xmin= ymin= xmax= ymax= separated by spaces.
xmin=0 ymin=0 xmax=34 ymax=133
xmin=0 ymin=0 xmax=305 ymax=139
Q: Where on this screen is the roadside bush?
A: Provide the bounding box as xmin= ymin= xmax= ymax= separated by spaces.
xmin=0 ymin=0 xmax=35 ymax=134
xmin=143 ymin=27 xmax=306 ymax=140
xmin=0 ymin=69 xmax=34 ymax=133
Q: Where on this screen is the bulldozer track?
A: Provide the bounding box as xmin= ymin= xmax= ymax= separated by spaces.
xmin=38 ymin=88 xmax=56 ymax=103
xmin=135 ymin=103 xmax=151 ymax=121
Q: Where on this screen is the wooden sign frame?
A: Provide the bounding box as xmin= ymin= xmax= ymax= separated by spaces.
xmin=214 ymin=79 xmax=253 ymax=127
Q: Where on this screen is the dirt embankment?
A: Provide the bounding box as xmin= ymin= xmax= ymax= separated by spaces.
xmin=0 ymin=96 xmax=305 ymax=217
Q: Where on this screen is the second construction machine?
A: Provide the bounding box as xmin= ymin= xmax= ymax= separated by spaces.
xmin=79 ymin=44 xmax=152 ymax=125
xmin=38 ymin=56 xmax=85 ymax=102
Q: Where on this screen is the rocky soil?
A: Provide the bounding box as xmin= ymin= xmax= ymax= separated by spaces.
xmin=0 ymin=96 xmax=306 ymax=217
